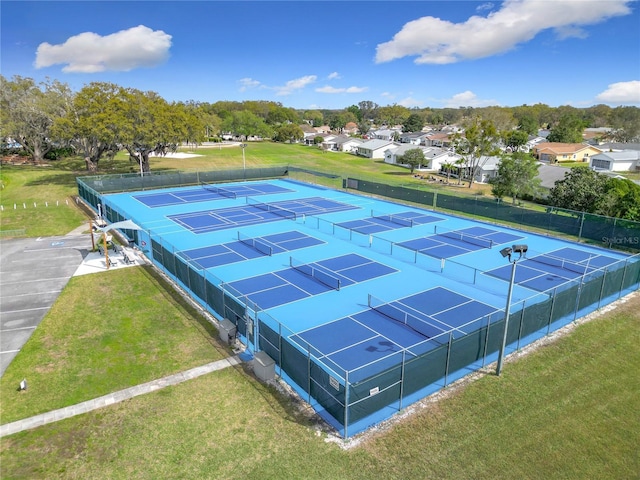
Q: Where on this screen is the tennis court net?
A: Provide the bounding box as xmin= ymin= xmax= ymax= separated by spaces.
xmin=290 ymin=257 xmax=341 ymax=290
xmin=237 ymin=231 xmax=274 ymax=256
xmin=528 ymin=254 xmax=591 ymax=275
xmin=435 ymin=227 xmax=493 ymax=249
xmin=246 ymin=197 xmax=297 ymax=221
xmin=200 ymin=181 xmax=237 ymax=199
xmin=371 ymin=210 xmax=414 ymax=228
xmin=368 ymin=294 xmax=445 ymax=339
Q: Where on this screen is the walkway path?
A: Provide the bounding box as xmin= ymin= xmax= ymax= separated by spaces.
xmin=0 ymin=355 xmax=242 ymax=438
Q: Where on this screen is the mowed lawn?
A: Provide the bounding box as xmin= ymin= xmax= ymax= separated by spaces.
xmin=1 ymin=271 xmax=638 ymax=478
xmin=0 ymin=266 xmax=229 ymax=425
xmin=1 ymin=147 xmax=638 ymax=478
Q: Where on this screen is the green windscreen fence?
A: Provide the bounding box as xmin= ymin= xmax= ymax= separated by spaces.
xmin=78 ymin=169 xmax=640 ymax=438
xmin=346 ymin=178 xmax=640 ymax=251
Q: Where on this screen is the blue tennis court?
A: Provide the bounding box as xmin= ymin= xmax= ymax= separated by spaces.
xmin=180 ymin=231 xmax=325 ymax=268
xmin=168 ymin=196 xmax=358 ymax=234
xmin=134 ymin=182 xmax=294 ymax=207
xmin=397 ymin=226 xmax=524 ymax=259
xmin=291 ymin=286 xmax=498 ymax=379
xmin=96 ymin=177 xmax=639 ymax=438
xmin=337 ymin=210 xmax=442 ymax=234
xmin=487 ymin=247 xmax=620 ymax=291
xmin=226 ymin=253 xmax=398 ymax=310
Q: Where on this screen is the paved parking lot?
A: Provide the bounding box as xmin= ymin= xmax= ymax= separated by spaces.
xmin=0 ymin=234 xmax=90 ymax=376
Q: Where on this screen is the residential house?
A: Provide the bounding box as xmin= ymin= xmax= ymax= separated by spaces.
xmin=304 ymin=132 xmax=335 ymax=146
xmin=590 ymin=150 xmax=640 ymax=172
xmin=532 ymin=142 xmax=602 ymax=163
xmin=384 ymin=145 xmax=461 ymax=172
xmin=320 ymin=134 xmax=363 ymax=153
xmin=335 ymin=137 xmax=364 ymax=154
xmin=424 ymin=132 xmax=453 ymax=148
xmin=371 ymin=128 xmax=400 ymax=141
xmin=343 ymin=122 xmax=359 ymax=135
xmin=357 ymin=139 xmax=396 ymax=158
xmin=399 ymin=132 xmax=429 ymax=145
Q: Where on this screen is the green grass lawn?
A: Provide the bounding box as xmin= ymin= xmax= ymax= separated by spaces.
xmin=0 ymin=266 xmax=228 ymax=425
xmin=1 ymin=145 xmax=639 ymax=479
xmin=1 ymin=290 xmax=638 ymax=479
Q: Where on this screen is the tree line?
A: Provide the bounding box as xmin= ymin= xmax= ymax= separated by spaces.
xmin=1 ymin=75 xmax=638 ymax=221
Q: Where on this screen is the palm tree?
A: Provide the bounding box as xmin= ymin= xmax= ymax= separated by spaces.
xmin=454 ymin=157 xmax=466 ymax=185
xmin=441 ymin=162 xmax=453 ymax=184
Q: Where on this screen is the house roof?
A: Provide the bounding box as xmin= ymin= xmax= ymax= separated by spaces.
xmin=359 ymin=139 xmax=395 ymax=151
xmin=592 ymin=150 xmax=640 ymax=162
xmin=537 ymin=164 xmax=571 ymax=189
xmin=534 ymin=142 xmax=601 ymax=155
xmin=597 ymin=143 xmax=640 ymax=151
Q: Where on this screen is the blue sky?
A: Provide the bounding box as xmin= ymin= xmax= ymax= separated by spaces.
xmin=2 ymin=0 xmax=639 ymax=109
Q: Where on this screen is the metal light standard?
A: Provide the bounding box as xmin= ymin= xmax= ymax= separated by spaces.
xmin=240 ymin=143 xmax=248 ymax=178
xmin=496 ymin=244 xmax=528 ymax=376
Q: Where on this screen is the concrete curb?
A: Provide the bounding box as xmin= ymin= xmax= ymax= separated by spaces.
xmin=0 ymin=356 xmax=242 ymax=438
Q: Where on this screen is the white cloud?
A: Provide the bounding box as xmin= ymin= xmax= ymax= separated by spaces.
xmin=35 ymin=25 xmax=171 ymax=73
xmin=375 ymin=0 xmax=632 ymax=65
xmin=476 ymin=3 xmax=495 ymax=12
xmin=315 ymin=85 xmax=368 ymax=94
xmin=238 ymin=78 xmax=262 ymax=91
xmin=398 ymin=97 xmax=422 ymax=108
xmin=442 ymin=91 xmax=498 ymax=108
xmin=274 ymin=75 xmax=317 ymax=96
xmin=328 ymin=72 xmax=341 ymax=80
xmin=595 ymin=80 xmax=640 ymax=104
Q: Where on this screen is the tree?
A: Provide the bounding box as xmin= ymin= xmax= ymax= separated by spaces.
xmin=52 ymin=82 xmax=124 ymax=172
xmin=516 ymin=114 xmax=538 ymax=135
xmin=274 ymin=124 xmax=304 ymax=143
xmin=548 ymin=167 xmax=608 ymax=213
xmin=503 ymin=130 xmax=529 ymax=152
xmin=546 ymin=114 xmax=586 ymax=143
xmin=489 ymin=152 xmax=541 ymax=204
xmin=609 ymin=106 xmax=640 ymax=142
xmin=403 ymin=113 xmax=425 ymax=133
xmin=303 ymin=110 xmax=323 ymax=127
xmin=376 ymin=104 xmax=410 ymax=126
xmin=221 ymin=110 xmax=273 ymax=142
xmin=0 ymin=75 xmax=70 ymax=163
xmin=441 ymin=162 xmax=454 ymax=183
xmin=118 ymin=88 xmax=204 ymax=173
xmin=597 ymin=177 xmax=640 ymax=220
xmin=400 ymin=148 xmax=425 ymax=173
xmin=453 ymin=118 xmax=500 ymax=188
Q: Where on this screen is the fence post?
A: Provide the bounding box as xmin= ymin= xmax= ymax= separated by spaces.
xmin=399 ymin=350 xmax=406 ymax=411
xmin=344 ymin=371 xmax=349 ymax=439
xmin=578 ymin=211 xmax=585 ymax=242
xmin=444 ymin=332 xmax=453 ymax=386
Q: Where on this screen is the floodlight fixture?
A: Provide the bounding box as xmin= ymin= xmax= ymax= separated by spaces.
xmin=496 ymin=243 xmax=528 ymax=376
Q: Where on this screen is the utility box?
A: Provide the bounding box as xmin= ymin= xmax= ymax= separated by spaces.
xmin=219 ymin=319 xmax=237 ymax=345
xmin=253 ymin=351 xmax=276 ymax=382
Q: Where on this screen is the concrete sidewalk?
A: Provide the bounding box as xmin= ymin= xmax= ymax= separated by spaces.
xmin=0 ymin=355 xmax=242 ymax=438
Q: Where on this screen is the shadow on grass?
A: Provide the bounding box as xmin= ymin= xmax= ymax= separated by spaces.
xmin=134 ymin=266 xmax=326 ymax=431
xmin=137 ymin=265 xmax=229 ymax=358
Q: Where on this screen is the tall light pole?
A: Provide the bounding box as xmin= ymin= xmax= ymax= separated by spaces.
xmin=240 ymin=143 xmax=248 ymax=179
xmin=496 ymin=244 xmax=528 ymax=376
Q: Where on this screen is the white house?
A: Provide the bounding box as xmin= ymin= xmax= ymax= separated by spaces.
xmin=357 ymin=139 xmax=396 ymax=158
xmin=384 ymin=145 xmax=462 ymax=172
xmin=590 ymin=150 xmax=640 ymax=172
xmin=336 ymin=137 xmax=364 ymax=154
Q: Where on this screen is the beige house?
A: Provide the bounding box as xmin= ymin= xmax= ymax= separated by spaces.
xmin=532 ymin=142 xmax=602 ymax=163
